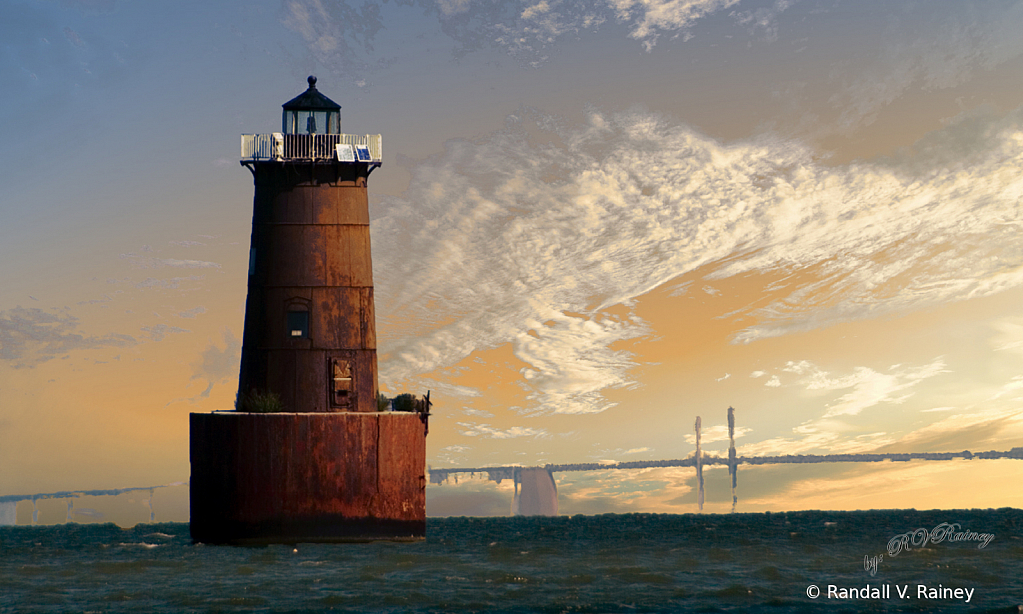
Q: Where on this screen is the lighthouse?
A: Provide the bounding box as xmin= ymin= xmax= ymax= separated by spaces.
xmin=189 ymin=77 xmax=428 ymax=545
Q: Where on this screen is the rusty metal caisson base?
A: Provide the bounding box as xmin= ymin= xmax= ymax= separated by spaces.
xmin=190 ymin=412 xmax=426 ymax=545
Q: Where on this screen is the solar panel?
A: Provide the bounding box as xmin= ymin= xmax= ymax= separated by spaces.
xmin=355 ymin=146 xmax=372 ymax=162
xmin=335 ymin=144 xmax=356 ymax=162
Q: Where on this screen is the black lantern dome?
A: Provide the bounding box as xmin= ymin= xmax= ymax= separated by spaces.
xmin=282 ymin=76 xmax=341 ymax=135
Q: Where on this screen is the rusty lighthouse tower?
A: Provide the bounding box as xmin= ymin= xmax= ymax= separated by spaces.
xmin=189 ymin=77 xmax=428 ymax=544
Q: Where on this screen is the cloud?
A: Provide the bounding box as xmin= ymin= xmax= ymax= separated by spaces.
xmin=828 ymin=2 xmax=1023 ymax=132
xmin=141 ymin=324 xmax=189 ymax=342
xmin=992 ymin=316 xmax=1023 ymax=356
xmin=737 ymin=432 xmax=840 ymax=457
xmin=451 ymin=0 xmax=609 ymax=66
xmin=607 ymin=0 xmax=739 ymax=49
xmin=684 ymin=424 xmax=751 ymax=445
xmin=154 ymin=259 xmax=220 ymax=269
xmin=374 ymin=106 xmax=1023 ymax=416
xmin=731 ymin=0 xmax=797 ymax=42
xmin=991 ymin=375 xmax=1023 ymax=401
xmin=668 ymin=280 xmax=692 ymax=297
xmin=624 ymin=447 xmax=650 ymax=454
xmin=588 ymin=445 xmax=656 ymax=459
xmin=791 ymin=358 xmax=949 ymax=418
xmin=283 ymin=0 xmax=766 ymax=73
xmin=119 ymin=251 xmax=220 ymax=270
xmin=434 ymin=443 xmax=473 ymax=466
xmin=735 ymin=358 xmax=952 ymax=455
xmin=422 ymin=380 xmax=482 ymax=398
xmin=280 ymin=0 xmax=387 ymax=81
xmin=880 ymin=408 xmax=1023 ymax=453
xmin=433 ymin=0 xmax=780 ymax=60
xmin=462 ymin=408 xmax=495 ymax=416
xmin=514 ymin=311 xmax=649 ymax=415
xmin=130 ymin=276 xmax=205 ymax=290
xmin=175 ymin=306 xmax=206 ymax=319
xmin=0 ymin=306 xmax=136 ymax=367
xmin=189 ymin=329 xmax=241 ymax=398
xmin=457 ymin=422 xmax=549 ymax=439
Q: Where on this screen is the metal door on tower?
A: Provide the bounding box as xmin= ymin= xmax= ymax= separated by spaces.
xmin=329 ymin=354 xmax=355 ymax=410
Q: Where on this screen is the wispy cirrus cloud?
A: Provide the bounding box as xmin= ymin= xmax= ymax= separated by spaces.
xmin=684 ymin=424 xmax=751 ymax=446
xmin=189 ymin=328 xmax=241 ymax=399
xmin=140 ymin=323 xmax=189 ymax=342
xmin=147 ymin=258 xmax=220 ymax=270
xmin=828 ymin=2 xmax=1023 ymax=132
xmin=119 ymin=246 xmax=220 ymax=271
xmin=877 ymin=408 xmax=1023 ymax=453
xmin=126 ymin=276 xmax=205 ymax=290
xmin=782 ymin=358 xmax=949 ymax=418
xmin=607 ymin=0 xmax=740 ymax=49
xmin=374 ymin=105 xmax=1023 ymax=416
xmin=283 ymin=0 xmax=771 ymax=71
xmin=175 ymin=306 xmax=206 ymax=319
xmin=457 ymin=422 xmax=549 ymax=439
xmin=0 ymin=306 xmax=136 ymax=367
xmin=734 ymin=358 xmax=960 ymax=455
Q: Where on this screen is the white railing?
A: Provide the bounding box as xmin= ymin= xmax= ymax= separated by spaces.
xmin=241 ymin=133 xmax=382 ymax=163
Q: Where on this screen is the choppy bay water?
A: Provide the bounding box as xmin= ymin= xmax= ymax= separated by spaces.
xmin=2 ymin=510 xmax=1022 ymax=613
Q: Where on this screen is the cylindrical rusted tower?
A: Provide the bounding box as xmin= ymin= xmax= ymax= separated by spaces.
xmin=190 ymin=78 xmax=426 ymax=545
xmin=237 ymin=76 xmax=378 ymax=413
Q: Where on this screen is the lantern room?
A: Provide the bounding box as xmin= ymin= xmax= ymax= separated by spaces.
xmin=282 ymin=76 xmax=341 ymax=135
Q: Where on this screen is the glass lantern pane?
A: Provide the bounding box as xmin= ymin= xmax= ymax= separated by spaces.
xmin=282 ymin=110 xmax=299 ymax=134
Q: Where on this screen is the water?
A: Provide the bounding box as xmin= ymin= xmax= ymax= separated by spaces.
xmin=2 ymin=510 xmax=1021 ymax=613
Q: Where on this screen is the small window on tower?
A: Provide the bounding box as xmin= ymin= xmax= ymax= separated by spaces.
xmin=287 ymin=311 xmax=309 ymax=338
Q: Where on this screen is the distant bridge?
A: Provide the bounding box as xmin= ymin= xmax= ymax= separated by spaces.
xmin=429 ymin=448 xmax=1023 ymax=483
xmin=0 ymin=483 xmax=186 ymax=526
xmin=429 ymin=408 xmax=1023 ymax=515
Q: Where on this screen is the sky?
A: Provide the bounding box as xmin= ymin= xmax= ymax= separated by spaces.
xmin=2 ymin=0 xmax=1023 ymax=524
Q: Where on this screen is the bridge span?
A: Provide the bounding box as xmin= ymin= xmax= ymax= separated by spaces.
xmin=429 ymin=448 xmax=1023 ymax=516
xmin=429 ymin=409 xmax=1023 ymax=516
xmin=0 ymin=483 xmax=186 ymax=526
